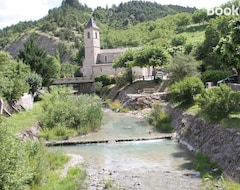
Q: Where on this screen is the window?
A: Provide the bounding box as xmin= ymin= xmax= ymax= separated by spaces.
xmin=100 ymin=67 xmax=102 ymax=72
xmin=104 ymin=56 xmax=107 ymax=62
xmin=95 ymin=32 xmax=98 ymax=39
xmin=87 ymin=32 xmax=90 ymax=39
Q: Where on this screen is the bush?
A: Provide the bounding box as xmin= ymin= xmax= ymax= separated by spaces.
xmin=95 ymin=74 xmax=115 ymax=86
xmin=0 ymin=123 xmax=48 ymax=190
xmin=170 ymin=76 xmax=204 ymax=105
xmin=171 ymin=35 xmax=187 ymax=46
xmin=115 ymin=68 xmax=132 ymax=87
xmin=41 ymin=88 xmax=103 ymax=139
xmin=201 ymin=70 xmax=230 ymax=84
xmin=0 ymin=125 xmax=32 ymax=190
xmin=197 ymin=84 xmax=240 ymax=122
xmin=148 ymin=103 xmax=173 ymax=133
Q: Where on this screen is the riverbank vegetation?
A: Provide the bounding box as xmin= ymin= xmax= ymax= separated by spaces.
xmin=39 ymin=87 xmax=103 ymax=140
xmin=0 ymin=122 xmax=86 ymax=190
xmin=148 ymin=102 xmax=173 ymax=133
xmin=194 ymin=152 xmax=240 ymax=190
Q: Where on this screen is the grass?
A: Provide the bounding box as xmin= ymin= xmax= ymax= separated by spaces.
xmin=221 ymin=113 xmax=240 ymax=129
xmin=5 ymin=101 xmax=43 ymax=133
xmin=194 ymin=152 xmax=240 ymax=190
xmin=177 ymin=23 xmax=207 ymax=45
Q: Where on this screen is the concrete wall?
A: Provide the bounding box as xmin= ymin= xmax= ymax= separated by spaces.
xmin=17 ymin=93 xmax=34 ymax=110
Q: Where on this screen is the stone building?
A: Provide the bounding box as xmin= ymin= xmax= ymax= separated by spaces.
xmin=81 ymin=18 xmax=152 ymax=78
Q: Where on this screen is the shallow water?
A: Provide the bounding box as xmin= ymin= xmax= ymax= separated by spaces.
xmin=50 ymin=111 xmax=201 ymax=189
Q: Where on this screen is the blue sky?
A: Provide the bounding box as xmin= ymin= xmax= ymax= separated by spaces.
xmin=0 ymin=0 xmax=229 ymax=29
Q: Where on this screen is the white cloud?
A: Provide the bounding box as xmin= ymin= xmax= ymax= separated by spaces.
xmin=0 ymin=0 xmax=62 ymax=28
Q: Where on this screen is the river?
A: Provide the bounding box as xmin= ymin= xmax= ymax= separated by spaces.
xmin=50 ymin=110 xmax=202 ymax=189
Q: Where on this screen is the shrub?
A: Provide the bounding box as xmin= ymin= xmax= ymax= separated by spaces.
xmin=170 ymin=76 xmax=204 ymax=105
xmin=41 ymin=88 xmax=103 ymax=139
xmin=171 ymin=35 xmax=187 ymax=46
xmin=95 ymin=74 xmax=115 ymax=86
xmin=115 ymin=68 xmax=132 ymax=87
xmin=0 ymin=125 xmax=32 ymax=190
xmin=201 ymin=70 xmax=230 ymax=84
xmin=148 ymin=103 xmax=173 ymax=133
xmin=166 ymin=53 xmax=200 ymax=84
xmin=197 ymin=84 xmax=240 ymax=122
xmin=0 ymin=123 xmax=48 ymax=189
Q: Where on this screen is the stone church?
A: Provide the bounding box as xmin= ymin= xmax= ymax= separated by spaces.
xmin=81 ymin=18 xmax=152 ymax=78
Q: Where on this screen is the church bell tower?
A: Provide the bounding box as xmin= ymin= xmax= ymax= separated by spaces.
xmin=82 ymin=18 xmax=100 ymax=77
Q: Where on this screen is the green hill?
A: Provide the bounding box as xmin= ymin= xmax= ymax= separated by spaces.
xmin=0 ymin=0 xmax=201 ymax=64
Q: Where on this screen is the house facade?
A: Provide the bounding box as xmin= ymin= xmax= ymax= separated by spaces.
xmin=81 ymin=18 xmax=152 ymax=78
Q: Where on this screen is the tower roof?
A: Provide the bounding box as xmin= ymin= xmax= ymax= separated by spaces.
xmin=85 ymin=18 xmax=99 ymax=30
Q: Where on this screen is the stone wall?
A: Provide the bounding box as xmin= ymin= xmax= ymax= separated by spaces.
xmin=164 ymin=105 xmax=240 ymax=182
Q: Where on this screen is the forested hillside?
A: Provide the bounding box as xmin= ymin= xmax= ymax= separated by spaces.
xmin=0 ymin=0 xmax=196 ymax=63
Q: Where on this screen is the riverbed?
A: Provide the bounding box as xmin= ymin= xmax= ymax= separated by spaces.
xmin=50 ymin=111 xmax=201 ymax=189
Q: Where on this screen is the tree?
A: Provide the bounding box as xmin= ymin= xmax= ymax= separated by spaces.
xmin=25 ymin=73 xmax=43 ymax=95
xmin=0 ymin=51 xmax=30 ymax=100
xmin=192 ymin=9 xmax=208 ymax=24
xmin=112 ymin=49 xmax=136 ymax=68
xmin=167 ymin=53 xmax=200 ymax=83
xmin=171 ymin=35 xmax=187 ymax=47
xmin=134 ymin=45 xmax=170 ymax=67
xmin=18 ymin=33 xmax=61 ymax=87
xmin=41 ymin=55 xmax=61 ymax=86
xmin=170 ymin=76 xmax=204 ymax=105
xmin=18 ymin=33 xmax=47 ymax=73
xmin=215 ymin=18 xmax=240 ymax=82
xmin=60 ymin=62 xmax=78 ymax=77
xmin=197 ymin=84 xmax=240 ymax=121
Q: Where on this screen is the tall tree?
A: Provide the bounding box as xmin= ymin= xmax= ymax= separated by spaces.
xmin=18 ymin=33 xmax=47 ymax=73
xmin=18 ymin=33 xmax=61 ymax=87
xmin=215 ymin=18 xmax=240 ymax=83
xmin=0 ymin=51 xmax=30 ymax=100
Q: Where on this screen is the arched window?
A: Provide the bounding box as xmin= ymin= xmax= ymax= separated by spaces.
xmin=104 ymin=56 xmax=108 ymax=62
xmin=87 ymin=32 xmax=90 ymax=39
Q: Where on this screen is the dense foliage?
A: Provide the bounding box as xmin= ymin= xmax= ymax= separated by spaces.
xmin=93 ymin=1 xmax=195 ymax=29
xmin=148 ymin=102 xmax=173 ymax=132
xmin=41 ymin=88 xmax=103 ymax=139
xmin=167 ymin=53 xmax=200 ymax=84
xmin=18 ymin=33 xmax=61 ymax=87
xmin=201 ymin=70 xmax=230 ymax=84
xmin=197 ymin=84 xmax=240 ymax=122
xmin=170 ymin=76 xmax=205 ymax=105
xmin=0 ymin=51 xmax=30 ymax=100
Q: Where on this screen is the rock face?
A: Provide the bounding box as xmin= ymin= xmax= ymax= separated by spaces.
xmin=120 ymin=93 xmax=169 ymax=110
xmin=164 ymin=105 xmax=240 ymax=182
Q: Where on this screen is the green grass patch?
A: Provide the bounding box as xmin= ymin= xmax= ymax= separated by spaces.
xmin=194 ymin=152 xmax=222 ymax=179
xmin=178 ymin=23 xmax=207 ymax=44
xmin=221 ymin=113 xmax=240 ymax=129
xmin=5 ymin=101 xmax=43 ymax=133
xmin=107 ymin=99 xmax=129 ymax=113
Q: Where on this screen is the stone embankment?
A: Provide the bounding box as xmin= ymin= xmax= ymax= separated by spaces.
xmin=120 ymin=93 xmax=240 ymax=182
xmin=120 ymin=92 xmax=169 ymax=110
xmin=164 ymin=104 xmax=240 ymax=182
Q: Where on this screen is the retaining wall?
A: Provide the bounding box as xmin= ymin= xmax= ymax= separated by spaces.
xmin=164 ymin=105 xmax=240 ymax=182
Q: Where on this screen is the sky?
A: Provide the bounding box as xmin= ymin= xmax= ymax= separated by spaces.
xmin=0 ymin=0 xmax=230 ymax=29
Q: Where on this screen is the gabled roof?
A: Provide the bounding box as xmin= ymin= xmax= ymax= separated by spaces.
xmin=85 ymin=18 xmax=99 ymax=30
